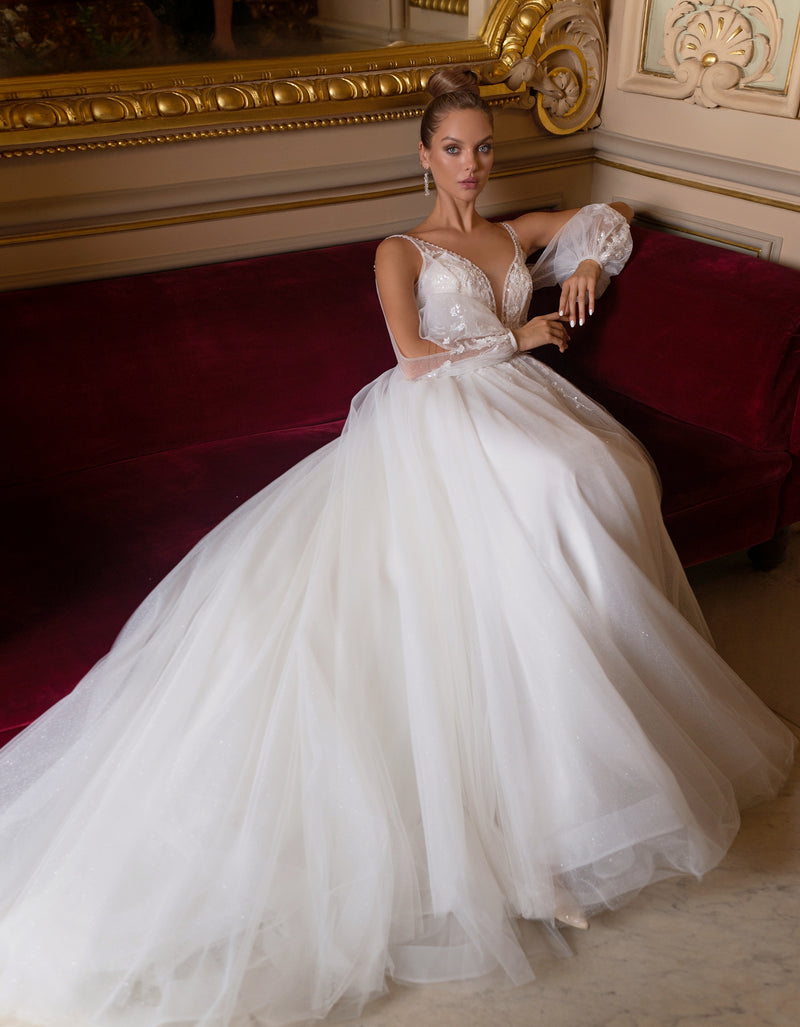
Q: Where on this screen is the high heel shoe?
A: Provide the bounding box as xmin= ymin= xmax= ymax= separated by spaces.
xmin=554 ymin=885 xmax=589 ymax=930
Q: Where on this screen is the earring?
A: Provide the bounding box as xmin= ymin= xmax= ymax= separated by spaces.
xmin=423 ymin=168 xmax=431 ymax=197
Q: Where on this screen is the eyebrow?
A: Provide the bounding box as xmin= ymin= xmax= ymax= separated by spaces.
xmin=441 ymin=135 xmax=493 ymax=144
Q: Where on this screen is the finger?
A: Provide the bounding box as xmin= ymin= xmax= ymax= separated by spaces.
xmin=559 ymin=285 xmax=577 ymax=326
xmin=587 ymin=278 xmax=596 ymax=317
xmin=568 ymin=286 xmax=579 ymax=328
xmin=577 ymin=283 xmax=587 ymax=327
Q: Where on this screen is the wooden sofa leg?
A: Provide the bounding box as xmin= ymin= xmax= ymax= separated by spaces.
xmin=747 ymin=527 xmax=791 ymax=571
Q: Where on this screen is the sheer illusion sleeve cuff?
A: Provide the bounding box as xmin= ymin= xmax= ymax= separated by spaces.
xmin=530 ymin=203 xmax=632 ymax=298
xmin=398 ymin=327 xmax=518 ymax=381
xmin=377 ymin=285 xmax=520 ymax=381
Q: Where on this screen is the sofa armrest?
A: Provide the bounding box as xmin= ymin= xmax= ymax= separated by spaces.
xmin=550 ymin=225 xmax=800 ymax=453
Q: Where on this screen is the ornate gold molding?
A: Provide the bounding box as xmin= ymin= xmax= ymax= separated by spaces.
xmin=483 ymin=0 xmax=606 ymax=133
xmin=409 ymin=0 xmax=470 ymax=14
xmin=0 ymin=0 xmax=607 ymax=156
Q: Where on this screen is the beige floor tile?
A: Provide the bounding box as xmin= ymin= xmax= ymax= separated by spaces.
xmin=686 ymin=524 xmax=800 ymax=727
xmin=354 ymin=534 xmax=800 ymax=1027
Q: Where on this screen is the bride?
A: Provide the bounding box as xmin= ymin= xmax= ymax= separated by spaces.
xmin=0 ymin=69 xmax=794 ymax=1027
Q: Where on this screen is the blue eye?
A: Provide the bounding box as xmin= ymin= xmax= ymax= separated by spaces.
xmin=445 ymin=145 xmax=459 ymax=155
xmin=479 ymin=143 xmax=493 ymax=153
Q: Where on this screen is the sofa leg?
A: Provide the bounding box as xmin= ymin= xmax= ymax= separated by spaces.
xmin=747 ymin=527 xmax=791 ymax=571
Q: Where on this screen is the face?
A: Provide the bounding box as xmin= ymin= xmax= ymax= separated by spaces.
xmin=420 ymin=107 xmax=494 ymax=201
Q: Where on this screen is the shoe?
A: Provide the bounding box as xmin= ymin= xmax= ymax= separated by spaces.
xmin=554 ymin=885 xmax=589 ymax=930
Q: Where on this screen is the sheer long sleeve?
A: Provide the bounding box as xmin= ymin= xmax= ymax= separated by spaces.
xmin=530 ymin=203 xmax=632 ymax=299
xmin=377 ymin=285 xmax=518 ymax=382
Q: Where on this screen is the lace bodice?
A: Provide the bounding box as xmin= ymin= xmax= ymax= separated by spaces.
xmin=402 ymin=222 xmax=533 ymax=330
xmin=380 ymin=204 xmax=632 ymax=381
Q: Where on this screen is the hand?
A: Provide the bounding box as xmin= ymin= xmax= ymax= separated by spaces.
xmin=559 ymin=259 xmax=602 ymax=328
xmin=512 ymin=311 xmax=570 ymax=354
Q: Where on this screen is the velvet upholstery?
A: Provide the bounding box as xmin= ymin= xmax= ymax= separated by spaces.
xmin=3 ymin=240 xmax=390 ymax=485
xmin=554 ymin=227 xmax=800 ymax=451
xmin=2 ymin=224 xmax=800 ymax=745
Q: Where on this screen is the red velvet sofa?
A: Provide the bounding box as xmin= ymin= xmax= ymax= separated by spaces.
xmin=2 ymin=223 xmax=800 ymax=747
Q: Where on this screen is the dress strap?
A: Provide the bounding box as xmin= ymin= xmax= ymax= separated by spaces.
xmin=499 ymin=222 xmax=526 ymax=263
xmin=385 ymin=234 xmax=430 ymax=258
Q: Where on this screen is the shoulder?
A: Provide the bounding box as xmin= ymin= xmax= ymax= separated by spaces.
xmin=506 ymin=209 xmax=581 ymax=255
xmin=376 ymin=234 xmax=417 ymax=258
xmin=375 ymin=235 xmax=423 ymax=281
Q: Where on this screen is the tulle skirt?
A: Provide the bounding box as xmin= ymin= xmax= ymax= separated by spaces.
xmin=0 ymin=355 xmax=794 ymax=1026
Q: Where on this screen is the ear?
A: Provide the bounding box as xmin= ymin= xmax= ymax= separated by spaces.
xmin=419 ymin=140 xmax=429 ymax=170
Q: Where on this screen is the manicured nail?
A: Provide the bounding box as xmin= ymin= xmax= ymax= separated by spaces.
xmin=570 ymin=320 xmax=575 ymax=328
xmin=579 ymin=318 xmax=584 ymax=327
xmin=559 ymin=309 xmax=564 ymax=316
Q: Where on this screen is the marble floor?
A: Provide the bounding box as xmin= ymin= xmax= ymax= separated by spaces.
xmin=355 ymin=527 xmax=800 ymax=1027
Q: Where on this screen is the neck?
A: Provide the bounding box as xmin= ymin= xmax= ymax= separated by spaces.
xmin=423 ymin=194 xmax=484 ymax=235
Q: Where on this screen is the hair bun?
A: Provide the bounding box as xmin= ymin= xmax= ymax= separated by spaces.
xmin=426 ymin=68 xmax=480 ymax=100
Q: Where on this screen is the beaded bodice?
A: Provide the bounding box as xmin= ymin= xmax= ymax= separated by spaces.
xmin=398 ymin=222 xmax=532 ymax=330
xmin=381 ymin=205 xmax=632 ymax=381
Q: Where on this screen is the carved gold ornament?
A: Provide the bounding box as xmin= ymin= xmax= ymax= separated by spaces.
xmin=482 ymin=0 xmax=605 ymax=134
xmin=0 ymin=0 xmax=607 ymax=157
xmin=408 ymin=0 xmax=470 ymax=13
xmin=661 ymin=0 xmax=783 ymax=108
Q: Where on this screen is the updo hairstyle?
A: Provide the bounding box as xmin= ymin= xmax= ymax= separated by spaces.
xmin=420 ymin=68 xmax=493 ymax=149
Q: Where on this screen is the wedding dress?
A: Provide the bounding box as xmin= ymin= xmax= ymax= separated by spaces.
xmin=0 ymin=207 xmax=794 ymax=1027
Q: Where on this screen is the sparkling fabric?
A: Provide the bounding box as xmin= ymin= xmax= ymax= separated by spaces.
xmin=382 ymin=222 xmax=529 ymax=380
xmin=0 ymin=208 xmax=794 ymax=1027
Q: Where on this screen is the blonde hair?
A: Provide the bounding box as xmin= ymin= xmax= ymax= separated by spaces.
xmin=420 ymin=68 xmax=492 ymax=149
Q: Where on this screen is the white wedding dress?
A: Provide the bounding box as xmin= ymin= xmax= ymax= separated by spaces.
xmin=0 ymin=208 xmax=794 ymax=1027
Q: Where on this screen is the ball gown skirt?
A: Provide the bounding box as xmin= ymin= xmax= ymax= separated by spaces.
xmin=0 ymin=353 xmax=793 ymax=1027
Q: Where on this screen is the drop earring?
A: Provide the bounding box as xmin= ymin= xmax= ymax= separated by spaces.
xmin=423 ymin=168 xmax=431 ymax=197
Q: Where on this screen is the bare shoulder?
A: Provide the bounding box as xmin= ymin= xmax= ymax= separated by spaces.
xmin=507 ymin=209 xmax=580 ymax=255
xmin=375 ymin=234 xmax=422 ymax=282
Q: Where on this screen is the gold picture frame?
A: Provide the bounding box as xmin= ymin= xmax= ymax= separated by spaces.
xmin=0 ymin=0 xmax=607 ymax=158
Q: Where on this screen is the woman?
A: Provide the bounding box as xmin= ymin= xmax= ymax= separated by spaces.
xmin=0 ymin=69 xmax=794 ymax=1027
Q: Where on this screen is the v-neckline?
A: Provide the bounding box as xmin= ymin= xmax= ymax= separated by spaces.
xmin=405 ymin=222 xmax=520 ymax=321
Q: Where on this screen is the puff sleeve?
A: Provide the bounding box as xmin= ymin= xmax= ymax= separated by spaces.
xmin=530 ymin=203 xmax=632 ymax=298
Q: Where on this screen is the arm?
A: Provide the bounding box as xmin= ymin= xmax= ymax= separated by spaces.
xmin=375 ymin=236 xmax=516 ymax=380
xmin=374 ymin=236 xmax=441 ymax=364
xmin=510 ymin=202 xmax=633 ymax=254
xmin=375 ymin=236 xmax=569 ymax=380
xmin=512 ymin=203 xmax=634 ymax=327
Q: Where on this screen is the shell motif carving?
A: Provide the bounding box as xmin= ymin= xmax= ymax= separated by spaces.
xmin=661 ymin=0 xmax=783 ymax=108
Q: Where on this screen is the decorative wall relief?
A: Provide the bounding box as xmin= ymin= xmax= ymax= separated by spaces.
xmin=620 ymin=0 xmax=800 ymax=117
xmin=482 ymin=0 xmax=606 ymax=134
xmin=663 ymin=0 xmax=781 ymax=107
